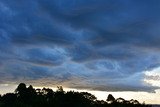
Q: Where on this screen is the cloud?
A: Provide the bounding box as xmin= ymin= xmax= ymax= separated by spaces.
xmin=16 ymin=47 xmax=67 ymax=66
xmin=0 ymin=0 xmax=160 ymax=92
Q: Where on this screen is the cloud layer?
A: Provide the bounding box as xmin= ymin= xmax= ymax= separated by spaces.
xmin=0 ymin=0 xmax=160 ymax=92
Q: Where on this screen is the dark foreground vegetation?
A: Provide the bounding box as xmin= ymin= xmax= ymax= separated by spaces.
xmin=0 ymin=83 xmax=151 ymax=107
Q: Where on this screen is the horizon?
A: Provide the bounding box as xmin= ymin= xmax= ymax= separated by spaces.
xmin=0 ymin=83 xmax=160 ymax=104
xmin=0 ymin=0 xmax=160 ymax=104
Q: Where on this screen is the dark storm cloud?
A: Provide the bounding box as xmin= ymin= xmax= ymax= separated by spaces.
xmin=17 ymin=48 xmax=66 ymax=66
xmin=0 ymin=0 xmax=160 ymax=91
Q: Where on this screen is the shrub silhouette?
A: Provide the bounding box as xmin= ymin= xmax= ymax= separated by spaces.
xmin=0 ymin=83 xmax=152 ymax=107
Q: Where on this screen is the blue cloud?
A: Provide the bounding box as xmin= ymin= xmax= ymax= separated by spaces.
xmin=17 ymin=48 xmax=66 ymax=66
xmin=0 ymin=0 xmax=160 ymax=92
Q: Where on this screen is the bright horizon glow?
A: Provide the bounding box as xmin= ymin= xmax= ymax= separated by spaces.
xmin=0 ymin=84 xmax=160 ymax=104
xmin=144 ymin=67 xmax=160 ymax=87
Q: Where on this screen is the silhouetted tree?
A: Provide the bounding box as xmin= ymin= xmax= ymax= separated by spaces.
xmin=116 ymin=97 xmax=125 ymax=103
xmin=81 ymin=92 xmax=96 ymax=101
xmin=0 ymin=83 xmax=152 ymax=107
xmin=2 ymin=93 xmax=17 ymax=103
xmin=15 ymin=83 xmax=29 ymax=103
xmin=130 ymin=99 xmax=140 ymax=104
xmin=107 ymin=94 xmax=115 ymax=103
xmin=15 ymin=83 xmax=27 ymax=95
xmin=36 ymin=88 xmax=42 ymax=95
xmin=56 ymin=86 xmax=64 ymax=93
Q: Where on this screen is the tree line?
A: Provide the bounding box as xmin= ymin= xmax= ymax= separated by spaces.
xmin=0 ymin=83 xmax=151 ymax=107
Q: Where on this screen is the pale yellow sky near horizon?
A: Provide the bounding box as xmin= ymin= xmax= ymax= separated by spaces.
xmin=0 ymin=84 xmax=160 ymax=104
xmin=1 ymin=68 xmax=160 ymax=104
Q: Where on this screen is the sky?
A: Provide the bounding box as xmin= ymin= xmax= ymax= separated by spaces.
xmin=0 ymin=0 xmax=160 ymax=104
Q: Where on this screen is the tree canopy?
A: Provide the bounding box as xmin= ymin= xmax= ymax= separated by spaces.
xmin=0 ymin=83 xmax=151 ymax=107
